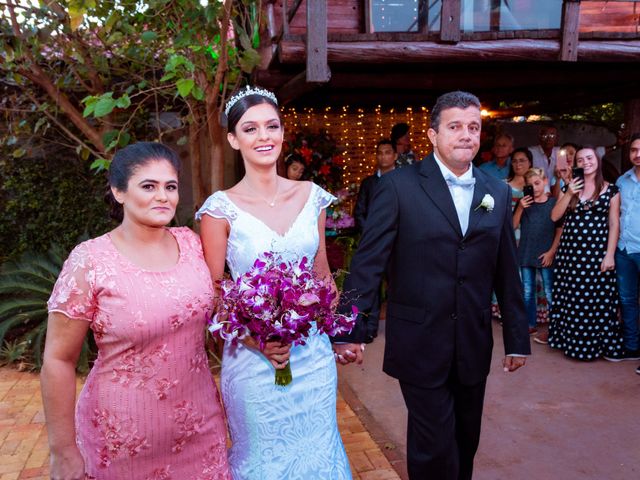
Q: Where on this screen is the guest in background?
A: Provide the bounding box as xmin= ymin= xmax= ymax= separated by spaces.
xmin=552 ymin=142 xmax=580 ymax=197
xmin=353 ymin=138 xmax=397 ymax=342
xmin=529 ymin=125 xmax=560 ymax=183
xmin=479 ymin=132 xmax=514 ymax=180
xmin=284 ymin=153 xmax=306 ymax=180
xmin=545 ymin=146 xmax=624 ymax=359
xmin=507 ymin=148 xmax=534 ymax=228
xmin=391 ymin=122 xmax=416 ymax=167
xmin=354 ymin=139 xmax=397 ymax=231
xmin=513 ymin=168 xmax=562 ymax=334
xmin=41 ymin=143 xmax=230 ymax=479
xmin=613 ymin=133 xmax=640 ymax=365
xmin=490 ymin=147 xmax=533 ymax=319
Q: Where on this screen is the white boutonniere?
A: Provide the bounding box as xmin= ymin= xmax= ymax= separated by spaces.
xmin=475 ymin=194 xmax=495 ymax=212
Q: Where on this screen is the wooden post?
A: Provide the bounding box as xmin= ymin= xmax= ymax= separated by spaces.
xmin=418 ymin=0 xmax=429 ymax=34
xmin=440 ymin=0 xmax=461 ymax=43
xmin=490 ymin=0 xmax=501 ymax=32
xmin=364 ymin=0 xmax=372 ymax=34
xmin=282 ymin=0 xmax=288 ymax=36
xmin=306 ymin=0 xmax=331 ymax=82
xmin=560 ymin=0 xmax=581 ymax=61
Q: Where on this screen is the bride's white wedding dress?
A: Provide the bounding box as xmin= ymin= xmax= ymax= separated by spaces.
xmin=196 ymin=182 xmax=352 ymax=480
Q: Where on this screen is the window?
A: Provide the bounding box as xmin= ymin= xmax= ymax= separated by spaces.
xmin=369 ymin=0 xmax=442 ymax=33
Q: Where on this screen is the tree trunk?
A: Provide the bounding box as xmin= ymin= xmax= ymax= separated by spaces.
xmin=189 ymin=118 xmax=206 ymax=208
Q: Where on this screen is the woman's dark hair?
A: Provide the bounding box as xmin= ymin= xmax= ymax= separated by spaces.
xmin=106 ymin=142 xmax=181 ymax=222
xmin=226 ymin=91 xmax=280 ymax=134
xmin=569 ymin=146 xmax=604 ymax=211
xmin=560 ymin=142 xmax=581 ymax=167
xmin=506 ymin=147 xmax=533 ymax=181
xmin=285 ymin=153 xmax=305 ymax=167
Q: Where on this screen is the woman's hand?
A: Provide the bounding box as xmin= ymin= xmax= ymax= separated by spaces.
xmin=49 ymin=445 xmax=86 ymax=480
xmin=261 ymin=341 xmax=291 ymax=370
xmin=600 ymin=253 xmax=615 ymax=273
xmin=539 ymin=250 xmax=555 ymax=268
xmin=567 ymin=177 xmax=584 ymax=195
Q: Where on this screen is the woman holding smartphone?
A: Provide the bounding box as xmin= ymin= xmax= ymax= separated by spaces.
xmin=544 ymin=146 xmax=624 ymax=360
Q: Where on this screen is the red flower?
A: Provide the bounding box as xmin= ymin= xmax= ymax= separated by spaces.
xmin=319 ymin=164 xmax=331 ymax=175
xmin=300 ymin=147 xmax=313 ymax=164
xmin=333 ymin=155 xmax=344 ymax=166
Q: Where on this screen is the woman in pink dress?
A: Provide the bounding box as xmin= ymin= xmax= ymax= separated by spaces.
xmin=41 ymin=143 xmax=230 ymax=480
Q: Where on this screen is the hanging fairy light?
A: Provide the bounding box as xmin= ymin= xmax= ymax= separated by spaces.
xmin=281 ymin=105 xmax=432 ymax=189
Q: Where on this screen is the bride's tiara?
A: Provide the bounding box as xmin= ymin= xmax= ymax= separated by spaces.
xmin=224 ymin=86 xmax=278 ymax=116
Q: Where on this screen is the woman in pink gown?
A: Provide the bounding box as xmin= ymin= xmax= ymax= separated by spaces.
xmin=41 ymin=143 xmax=230 ymax=480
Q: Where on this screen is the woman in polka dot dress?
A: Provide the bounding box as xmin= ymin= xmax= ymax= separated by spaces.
xmin=547 ymin=146 xmax=624 ymax=360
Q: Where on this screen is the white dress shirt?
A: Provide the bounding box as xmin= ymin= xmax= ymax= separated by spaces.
xmin=433 ymin=153 xmax=474 ymax=235
xmin=434 ymin=154 xmax=526 ymax=359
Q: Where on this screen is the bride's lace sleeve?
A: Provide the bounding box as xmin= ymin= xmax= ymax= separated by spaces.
xmin=47 ymin=242 xmax=97 ymax=322
xmin=312 ymin=184 xmax=337 ymax=214
xmin=195 ymin=191 xmax=237 ymax=224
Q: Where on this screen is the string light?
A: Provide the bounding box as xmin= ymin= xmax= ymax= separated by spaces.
xmin=282 ymin=105 xmax=432 ymax=187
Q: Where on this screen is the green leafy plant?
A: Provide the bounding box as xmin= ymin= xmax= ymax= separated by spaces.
xmin=0 ymin=244 xmax=94 ymax=372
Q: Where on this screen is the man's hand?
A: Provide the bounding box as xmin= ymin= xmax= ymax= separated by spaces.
xmin=502 ymin=355 xmax=526 ymax=372
xmin=333 ymin=343 xmax=364 ymax=365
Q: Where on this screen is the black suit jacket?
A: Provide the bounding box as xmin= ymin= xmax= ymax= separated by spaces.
xmin=337 ymin=154 xmax=530 ymax=387
xmin=354 ymin=173 xmax=380 ymax=231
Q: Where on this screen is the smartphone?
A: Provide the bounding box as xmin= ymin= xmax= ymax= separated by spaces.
xmin=523 ymin=185 xmax=534 ymax=198
xmin=572 ymin=167 xmax=584 ymax=182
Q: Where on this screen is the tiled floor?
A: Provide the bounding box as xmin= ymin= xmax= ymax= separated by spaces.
xmin=0 ymin=367 xmax=399 ymax=480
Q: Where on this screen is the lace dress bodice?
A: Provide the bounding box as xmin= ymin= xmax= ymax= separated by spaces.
xmin=196 ymin=182 xmax=335 ymax=278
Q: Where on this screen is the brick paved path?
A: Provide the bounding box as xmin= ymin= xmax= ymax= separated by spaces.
xmin=0 ymin=367 xmax=399 ymax=480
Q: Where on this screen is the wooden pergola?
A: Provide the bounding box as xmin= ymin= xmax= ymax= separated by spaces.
xmin=256 ymin=0 xmax=640 ymax=133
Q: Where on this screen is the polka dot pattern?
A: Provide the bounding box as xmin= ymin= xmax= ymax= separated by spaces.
xmin=548 ymin=184 xmax=624 ymax=361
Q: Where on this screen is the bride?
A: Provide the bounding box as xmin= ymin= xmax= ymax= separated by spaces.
xmin=196 ymin=86 xmax=360 ymax=479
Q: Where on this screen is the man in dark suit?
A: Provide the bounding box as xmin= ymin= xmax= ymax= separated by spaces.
xmin=354 ymin=138 xmax=397 ymax=231
xmin=353 ymin=139 xmax=397 ymax=342
xmin=333 ymin=91 xmax=530 ymax=480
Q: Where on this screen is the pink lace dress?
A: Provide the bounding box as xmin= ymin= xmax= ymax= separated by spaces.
xmin=47 ymin=227 xmax=230 ymax=480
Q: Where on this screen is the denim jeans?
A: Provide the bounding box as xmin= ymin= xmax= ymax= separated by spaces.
xmin=520 ymin=267 xmax=553 ymax=328
xmin=615 ymin=248 xmax=640 ymax=351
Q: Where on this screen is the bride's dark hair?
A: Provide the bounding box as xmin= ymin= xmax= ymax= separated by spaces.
xmin=226 ymin=92 xmax=280 ymax=133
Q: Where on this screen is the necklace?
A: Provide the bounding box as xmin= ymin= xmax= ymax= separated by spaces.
xmin=251 ymin=180 xmax=279 ymax=207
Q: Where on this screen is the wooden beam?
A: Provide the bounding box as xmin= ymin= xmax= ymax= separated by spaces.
xmin=276 ymin=71 xmax=321 ymax=104
xmin=279 ymin=38 xmax=640 ymax=63
xmin=440 ymin=0 xmax=461 ymax=43
xmin=560 ymin=0 xmax=582 ymax=61
xmin=306 ymin=0 xmax=331 ymax=82
xmin=287 ymin=0 xmax=304 ymax=24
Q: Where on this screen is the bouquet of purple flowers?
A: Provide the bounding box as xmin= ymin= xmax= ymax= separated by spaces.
xmin=210 ymin=252 xmax=358 ymax=386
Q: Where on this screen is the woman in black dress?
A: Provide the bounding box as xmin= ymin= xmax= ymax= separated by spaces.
xmin=547 ymin=146 xmax=624 ymax=360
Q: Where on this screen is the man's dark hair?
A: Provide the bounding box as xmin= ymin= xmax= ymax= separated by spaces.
xmin=390 ymin=123 xmax=410 ymax=143
xmin=630 ymin=132 xmax=640 ymax=144
xmin=430 ymin=91 xmax=481 ymax=132
xmin=376 ymin=138 xmax=396 ymax=152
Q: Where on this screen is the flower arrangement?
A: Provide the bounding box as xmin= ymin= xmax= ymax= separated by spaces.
xmin=284 ymin=129 xmax=345 ymax=191
xmin=210 ymin=253 xmax=358 ymax=386
xmin=326 ymin=186 xmax=356 ymax=231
